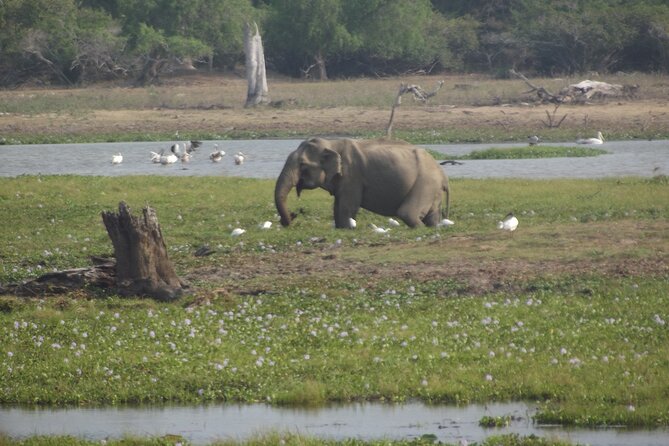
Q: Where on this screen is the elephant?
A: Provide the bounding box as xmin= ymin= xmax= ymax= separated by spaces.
xmin=274 ymin=137 xmax=450 ymax=229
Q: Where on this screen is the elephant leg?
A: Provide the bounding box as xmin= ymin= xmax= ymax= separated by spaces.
xmin=396 ymin=206 xmax=422 ymax=228
xmin=396 ymin=181 xmax=441 ymax=228
xmin=422 ymin=207 xmax=441 ymax=227
xmin=334 ymin=193 xmax=361 ymax=228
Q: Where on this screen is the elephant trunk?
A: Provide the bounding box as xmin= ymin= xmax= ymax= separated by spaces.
xmin=275 ymin=151 xmax=300 ymax=226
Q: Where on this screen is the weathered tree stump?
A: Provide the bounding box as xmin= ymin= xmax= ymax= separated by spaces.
xmin=101 ymin=202 xmax=186 ymax=301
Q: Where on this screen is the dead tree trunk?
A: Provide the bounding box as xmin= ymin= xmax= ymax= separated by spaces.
xmin=101 ymin=202 xmax=186 ymax=301
xmin=244 ymin=22 xmax=270 ymax=107
xmin=386 ymin=81 xmax=444 ymax=138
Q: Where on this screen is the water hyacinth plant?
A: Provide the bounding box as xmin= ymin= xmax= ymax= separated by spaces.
xmin=0 ymin=174 xmax=667 ymax=432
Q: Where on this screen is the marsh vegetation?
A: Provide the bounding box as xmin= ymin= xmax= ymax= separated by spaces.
xmin=1 ymin=72 xmax=668 ymax=445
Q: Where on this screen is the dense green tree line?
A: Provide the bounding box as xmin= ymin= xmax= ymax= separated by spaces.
xmin=0 ymin=0 xmax=668 ymax=86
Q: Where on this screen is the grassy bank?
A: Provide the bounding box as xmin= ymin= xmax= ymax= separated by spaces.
xmin=0 ymin=175 xmax=668 ymax=431
xmin=0 ymin=433 xmax=575 ymax=446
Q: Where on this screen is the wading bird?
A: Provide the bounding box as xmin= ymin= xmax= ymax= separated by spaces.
xmin=576 ymin=131 xmax=604 ymax=145
xmin=527 ymin=135 xmax=541 ymax=146
xmin=233 ymin=152 xmax=245 ymax=165
xmin=210 ymin=144 xmax=225 ymax=162
xmin=151 ymin=150 xmax=177 ymax=165
xmin=111 ymin=153 xmax=123 ymax=164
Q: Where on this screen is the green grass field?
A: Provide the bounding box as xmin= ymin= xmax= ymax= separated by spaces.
xmin=1 ymin=175 xmax=667 ymax=445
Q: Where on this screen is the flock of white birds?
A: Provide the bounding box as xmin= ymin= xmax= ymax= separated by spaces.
xmin=110 ymin=140 xmax=246 ymax=167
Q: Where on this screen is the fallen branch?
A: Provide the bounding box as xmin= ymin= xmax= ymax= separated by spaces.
xmin=509 ymin=69 xmax=562 ymax=104
xmin=0 ymin=257 xmax=116 ymax=297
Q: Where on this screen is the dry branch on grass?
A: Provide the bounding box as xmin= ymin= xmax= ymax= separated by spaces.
xmin=542 ymin=104 xmax=568 ymax=128
xmin=510 ymin=69 xmax=639 ymax=104
xmin=510 ymin=69 xmax=563 ymax=104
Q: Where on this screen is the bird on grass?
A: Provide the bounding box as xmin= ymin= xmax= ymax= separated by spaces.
xmin=230 ymin=228 xmax=246 ymax=237
xmin=497 ymin=212 xmax=519 ymax=231
xmin=438 ymin=218 xmax=455 ymax=227
xmin=387 ymin=218 xmax=401 ymax=227
xmin=370 ymin=223 xmax=389 ymax=234
xmin=111 ymin=153 xmax=123 ymax=164
xmin=576 ymin=131 xmax=604 ymax=145
xmin=348 ymin=218 xmax=357 ymax=228
xmin=259 ymin=221 xmax=272 ymax=230
xmin=527 ymin=135 xmax=541 ymax=146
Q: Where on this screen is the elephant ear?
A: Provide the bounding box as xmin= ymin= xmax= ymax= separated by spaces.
xmin=321 ymin=147 xmax=342 ymax=187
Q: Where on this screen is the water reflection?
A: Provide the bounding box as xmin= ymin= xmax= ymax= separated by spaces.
xmin=0 ymin=139 xmax=667 ymax=179
xmin=1 ymin=402 xmax=668 ymax=445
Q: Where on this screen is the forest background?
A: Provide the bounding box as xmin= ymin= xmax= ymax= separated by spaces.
xmin=1 ymin=0 xmax=669 ymax=87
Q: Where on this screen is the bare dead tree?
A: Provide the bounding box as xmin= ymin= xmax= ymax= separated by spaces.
xmin=386 ymin=80 xmax=444 ymax=138
xmin=244 ymin=22 xmax=270 ymax=107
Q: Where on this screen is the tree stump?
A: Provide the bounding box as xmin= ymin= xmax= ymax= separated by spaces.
xmin=101 ymin=202 xmax=186 ymax=301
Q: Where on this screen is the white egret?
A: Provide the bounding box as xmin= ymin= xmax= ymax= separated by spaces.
xmin=230 ymin=228 xmax=246 ymax=237
xmin=348 ymin=218 xmax=357 ymax=228
xmin=259 ymin=221 xmax=272 ymax=230
xmin=387 ymin=218 xmax=400 ymax=227
xmin=370 ymin=223 xmax=389 ymax=234
xmin=576 ymin=131 xmax=604 ymax=145
xmin=497 ymin=213 xmax=519 ymax=231
xmin=438 ymin=218 xmax=455 ymax=227
xmin=233 ymin=152 xmax=245 ymax=165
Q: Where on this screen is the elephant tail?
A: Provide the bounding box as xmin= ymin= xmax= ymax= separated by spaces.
xmin=441 ymin=178 xmax=450 ymax=219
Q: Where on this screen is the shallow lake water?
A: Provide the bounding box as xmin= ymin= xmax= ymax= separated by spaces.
xmin=2 ymin=401 xmax=668 ymax=445
xmin=0 ymin=139 xmax=667 ymax=179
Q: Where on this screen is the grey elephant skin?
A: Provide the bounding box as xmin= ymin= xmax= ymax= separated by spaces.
xmin=274 ymin=137 xmax=450 ymax=228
